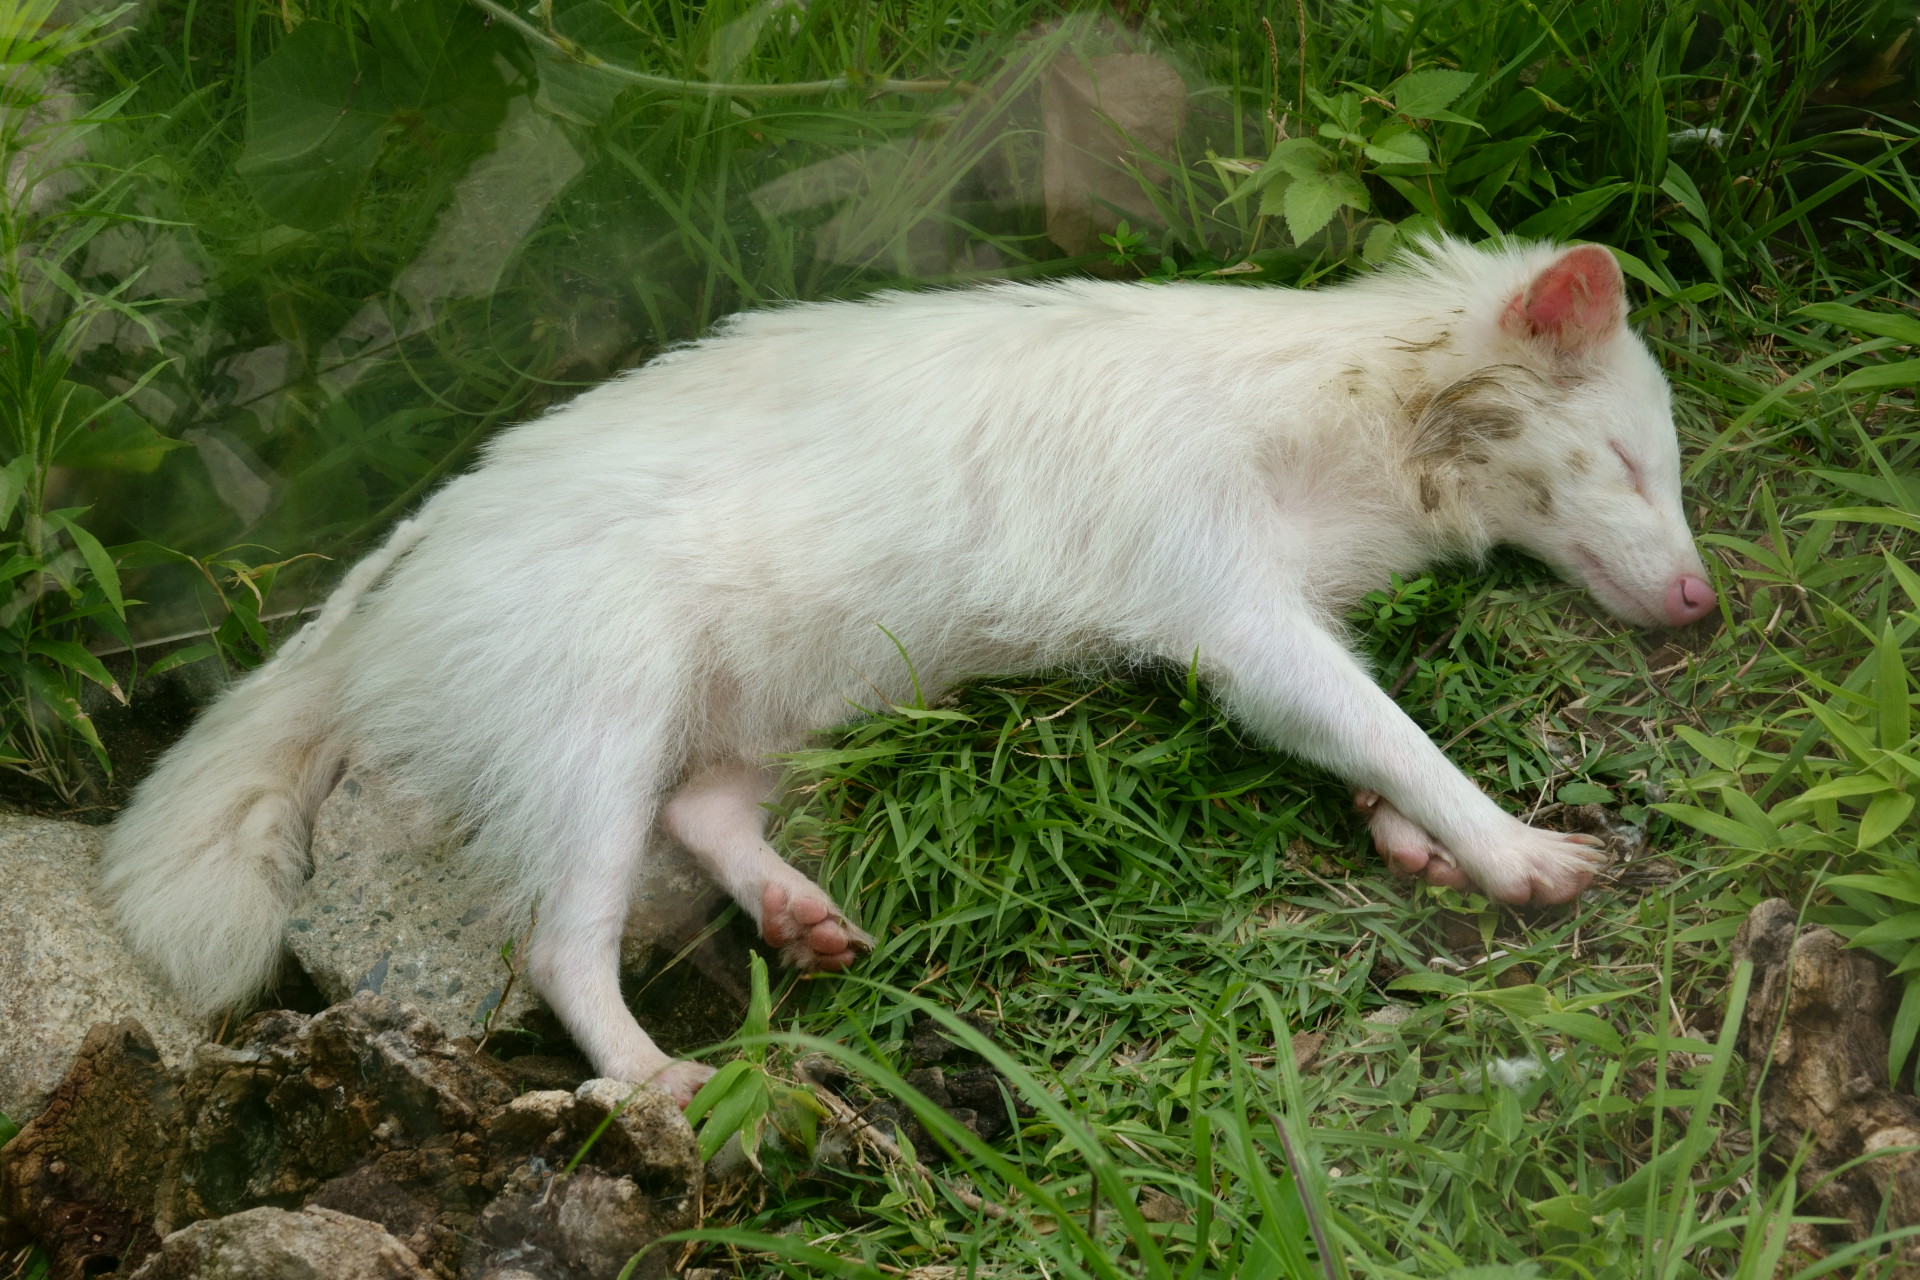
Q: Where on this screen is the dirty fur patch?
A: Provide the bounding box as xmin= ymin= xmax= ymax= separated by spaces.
xmin=1405 ymin=364 xmax=1547 ymax=467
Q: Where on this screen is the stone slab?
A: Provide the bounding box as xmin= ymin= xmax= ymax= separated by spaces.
xmin=0 ymin=814 xmax=203 ymax=1123
xmin=293 ymin=768 xmax=743 ymax=1048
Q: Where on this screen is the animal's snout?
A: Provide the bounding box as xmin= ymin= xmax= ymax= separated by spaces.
xmin=1664 ymin=574 xmax=1716 ymax=626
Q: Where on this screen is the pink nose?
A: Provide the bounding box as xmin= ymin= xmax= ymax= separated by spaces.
xmin=1664 ymin=574 xmax=1716 ymax=626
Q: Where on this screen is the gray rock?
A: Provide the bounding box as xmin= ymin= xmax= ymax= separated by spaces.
xmin=128 ymin=1205 xmax=432 ymax=1280
xmin=0 ymin=814 xmax=203 ymax=1123
xmin=293 ymin=768 xmax=746 ymax=1052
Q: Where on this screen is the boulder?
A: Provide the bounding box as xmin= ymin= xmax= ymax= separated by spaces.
xmin=0 ymin=1020 xmax=180 ymax=1279
xmin=1734 ymin=899 xmax=1920 ymax=1270
xmin=127 ymin=1205 xmax=432 ymax=1280
xmin=0 ymin=814 xmax=202 ymax=1123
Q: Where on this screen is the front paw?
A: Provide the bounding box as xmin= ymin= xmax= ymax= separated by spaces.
xmin=1356 ymin=790 xmax=1470 ymax=891
xmin=1469 ymin=820 xmax=1605 ymax=905
xmin=1355 ymin=792 xmax=1604 ymax=905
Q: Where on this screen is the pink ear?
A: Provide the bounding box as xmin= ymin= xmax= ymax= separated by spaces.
xmin=1500 ymin=245 xmax=1624 ymax=354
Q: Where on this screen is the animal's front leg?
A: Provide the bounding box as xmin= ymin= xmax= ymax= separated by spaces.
xmin=1201 ymin=605 xmax=1601 ymax=904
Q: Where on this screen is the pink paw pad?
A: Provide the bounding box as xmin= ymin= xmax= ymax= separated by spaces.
xmin=761 ymin=881 xmax=873 ymax=972
xmin=1354 ymin=790 xmax=1470 ymax=891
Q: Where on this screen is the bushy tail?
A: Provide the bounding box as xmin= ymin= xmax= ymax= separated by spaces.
xmin=100 ymin=516 xmax=430 ymax=1014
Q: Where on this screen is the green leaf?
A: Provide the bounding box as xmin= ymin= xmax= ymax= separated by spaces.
xmin=145 ymin=641 xmax=219 ymax=676
xmin=1846 ymin=911 xmax=1920 ymax=949
xmin=51 ymin=383 xmax=181 ymax=473
xmin=1389 ymin=969 xmax=1469 ymax=995
xmin=1827 ymin=872 xmax=1920 ymax=906
xmin=0 ymin=454 xmax=34 ymax=526
xmin=1364 ymin=127 xmax=1429 ymax=167
xmin=1652 ymin=802 xmax=1768 ymax=849
xmin=1267 ymin=136 xmax=1335 ymax=181
xmin=1529 ymin=1193 xmax=1598 ymax=1233
xmin=1556 ymin=782 xmax=1613 ymax=805
xmin=1513 ymin=181 xmax=1634 ymax=240
xmin=1832 ymin=359 xmax=1920 ymax=392
xmin=1361 ymin=220 xmax=1398 ymax=265
xmin=1674 ymin=723 xmax=1741 ymax=772
xmin=22 ymin=661 xmax=105 ymax=758
xmin=533 ymin=1 xmax=649 ymax=126
xmin=1389 ymin=68 xmax=1476 ymax=118
xmin=28 ymin=638 xmax=123 ymax=702
xmin=1801 ymin=506 xmax=1920 ymax=535
xmin=1796 ymin=302 xmax=1920 ymax=346
xmin=1532 ymin=1011 xmax=1623 ymax=1055
xmin=48 ymin=513 xmax=123 ymax=614
xmin=1281 ymin=170 xmax=1367 ymax=244
xmin=238 ymin=22 xmax=392 ymax=230
xmin=1859 ymin=792 xmax=1916 ymax=849
xmin=1776 ymin=774 xmax=1892 ymax=808
xmin=367 ymin=0 xmax=508 ymax=134
xmin=1660 ymin=162 xmax=1710 ymax=225
xmin=1890 ymin=977 xmax=1920 ymax=1084
xmin=683 ymin=1059 xmax=756 ymax=1126
xmin=1876 ymin=622 xmax=1913 ymax=751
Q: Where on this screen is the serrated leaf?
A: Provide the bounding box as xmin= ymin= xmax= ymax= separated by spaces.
xmin=1361 ymin=220 xmax=1398 ymax=264
xmin=1256 ymin=173 xmax=1294 ymax=218
xmin=1267 ymin=136 xmax=1334 ymax=180
xmin=1557 ymin=782 xmax=1613 ymax=805
xmin=1282 ymin=169 xmax=1367 ymax=244
xmin=1364 ymin=129 xmax=1429 ymax=166
xmin=1389 ymin=68 xmax=1476 ymax=118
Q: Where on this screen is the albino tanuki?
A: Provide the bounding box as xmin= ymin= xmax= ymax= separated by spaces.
xmin=103 ymin=239 xmax=1716 ymax=1102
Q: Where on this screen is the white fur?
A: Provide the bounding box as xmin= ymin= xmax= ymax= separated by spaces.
xmin=101 ymin=238 xmax=1710 ymax=1100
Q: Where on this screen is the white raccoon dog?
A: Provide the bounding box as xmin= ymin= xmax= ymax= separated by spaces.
xmin=102 ymin=238 xmax=1716 ymax=1103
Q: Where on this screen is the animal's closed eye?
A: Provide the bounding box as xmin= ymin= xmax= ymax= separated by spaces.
xmin=1608 ymin=441 xmax=1646 ymax=496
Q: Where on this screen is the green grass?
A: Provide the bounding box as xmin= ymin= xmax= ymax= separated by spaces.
xmin=5 ymin=0 xmax=1920 ymax=1274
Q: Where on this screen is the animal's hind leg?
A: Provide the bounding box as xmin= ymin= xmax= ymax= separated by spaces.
xmin=521 ymin=804 xmax=715 ymax=1105
xmin=662 ymin=761 xmax=873 ymax=972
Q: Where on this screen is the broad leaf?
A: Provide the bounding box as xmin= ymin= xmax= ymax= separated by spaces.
xmin=238 ymin=22 xmax=392 ymax=230
xmin=1280 ymin=169 xmax=1367 ymax=244
xmin=1389 ymin=68 xmax=1476 ymax=118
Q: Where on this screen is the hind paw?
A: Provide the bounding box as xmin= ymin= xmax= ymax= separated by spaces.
xmin=761 ymin=880 xmax=872 ymax=973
